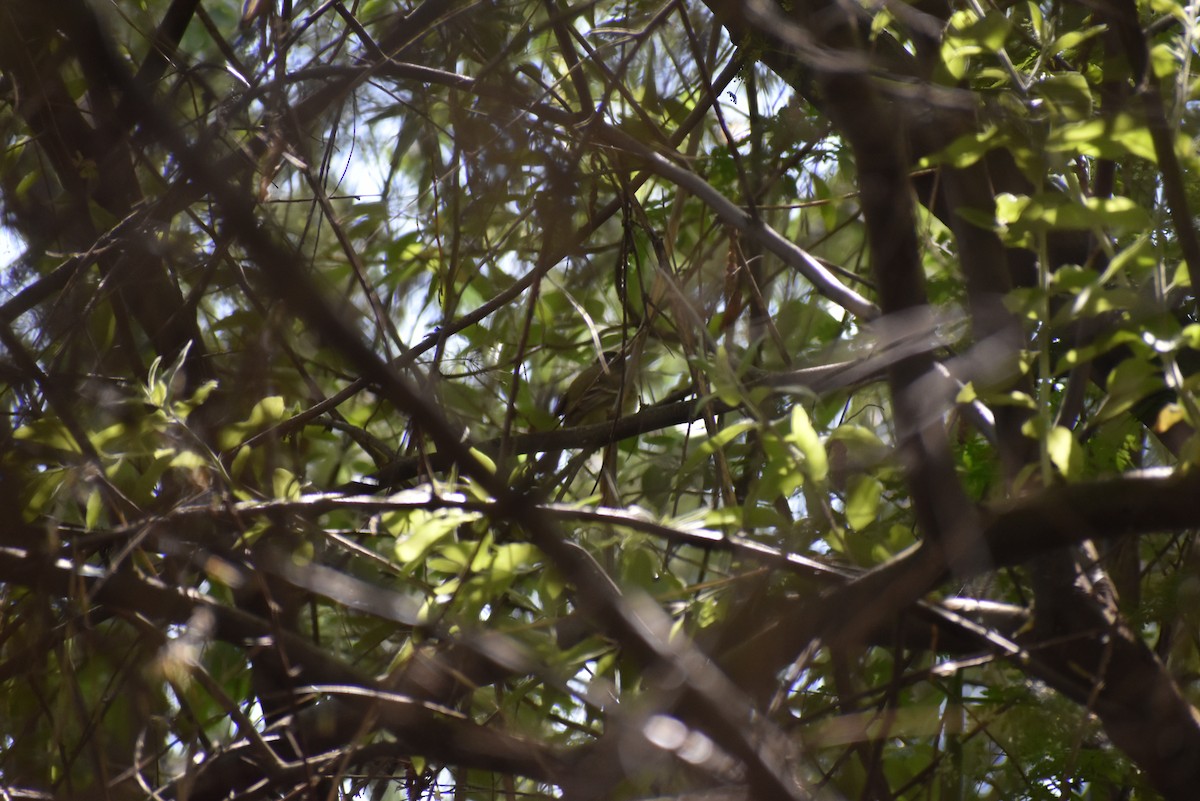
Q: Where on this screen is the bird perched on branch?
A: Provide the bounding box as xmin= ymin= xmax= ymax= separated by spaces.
xmin=554 ymin=349 xmax=636 ymax=427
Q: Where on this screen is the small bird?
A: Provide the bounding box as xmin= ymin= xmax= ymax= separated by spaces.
xmin=555 ymin=350 xmax=633 ymax=427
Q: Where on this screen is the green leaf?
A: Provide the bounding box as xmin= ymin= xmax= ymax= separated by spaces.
xmin=1151 ymin=42 xmax=1179 ymax=79
xmin=948 ymin=9 xmax=1011 ymax=52
xmin=939 ymin=10 xmax=1011 ymax=80
xmin=1026 ymin=0 xmax=1045 ymax=42
xmin=1100 ymin=236 xmax=1154 ymax=283
xmin=704 ymin=507 xmax=742 ymax=528
xmin=684 ymin=420 xmax=756 ymax=473
xmin=994 ymin=192 xmax=1031 ymax=227
xmin=1094 ymin=357 xmax=1167 ymax=425
xmin=940 ymin=40 xmax=969 ymax=81
xmin=168 ymin=449 xmax=209 ymax=470
xmin=1055 ymin=329 xmax=1142 ymax=373
xmin=995 ymin=192 xmax=1151 ymax=233
xmin=844 ymin=475 xmax=883 ymax=531
xmin=91 ymin=422 xmax=129 ymax=450
xmin=707 ymin=420 xmax=756 ymax=452
xmin=13 ymin=419 xmax=82 ymax=454
xmin=787 ymin=405 xmax=828 ymax=482
xmin=1049 ymin=25 xmax=1106 ymax=54
xmin=219 ymin=396 xmax=289 ymax=449
xmin=708 ymin=347 xmax=748 ymax=407
xmin=1046 ymin=426 xmax=1083 ymax=479
xmin=251 ymin=396 xmax=286 ymax=425
xmin=1154 ymin=403 xmax=1188 ymax=434
xmin=393 ymin=509 xmax=482 ymax=564
xmin=470 ymin=447 xmax=496 ymax=475
xmin=85 ymin=488 xmax=104 ymax=530
xmin=761 ymin=435 xmax=806 ymax=497
xmin=919 ymin=125 xmax=1003 ymax=169
xmin=870 ymin=8 xmax=893 ymax=37
xmin=173 ymin=380 xmax=219 ymax=419
xmin=492 ymin=542 xmax=537 ymax=580
xmin=1047 ymin=113 xmax=1157 ymax=162
xmin=273 ymin=467 xmax=301 ymax=499
xmin=1034 ymin=73 xmax=1092 ymax=121
xmin=810 ymin=174 xmax=839 ymax=230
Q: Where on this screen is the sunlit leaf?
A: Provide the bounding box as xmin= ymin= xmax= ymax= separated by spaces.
xmin=788 ymin=404 xmax=828 ymax=482
xmin=844 ymin=475 xmax=882 ymax=531
xmin=1046 ymin=426 xmax=1083 ymax=479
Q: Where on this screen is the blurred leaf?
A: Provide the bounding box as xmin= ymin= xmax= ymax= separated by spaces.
xmin=787 ymin=404 xmax=828 ymax=482
xmin=844 ymin=474 xmax=882 ymax=531
xmin=1046 ymin=426 xmax=1084 ymax=479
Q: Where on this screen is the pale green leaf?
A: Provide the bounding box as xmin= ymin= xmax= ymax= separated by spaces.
xmin=845 ymin=475 xmax=883 ymax=531
xmin=85 ymin=488 xmax=104 ymax=530
xmin=1035 ymin=73 xmax=1092 ymax=120
xmin=273 ymin=467 xmax=301 ymax=499
xmin=684 ymin=420 xmax=756 ymax=473
xmin=1046 ymin=426 xmax=1083 ymax=478
xmin=919 ymin=126 xmax=1002 ymax=169
xmin=168 ymin=450 xmax=209 ymax=470
xmin=1151 ymin=42 xmax=1178 ymax=79
xmin=788 ymin=405 xmax=828 ymax=482
xmin=13 ymin=419 xmax=81 ymax=454
xmin=470 ymin=447 xmax=496 ymax=475
xmin=394 ymin=509 xmax=482 ymax=564
xmin=1049 ymin=25 xmax=1105 ymax=54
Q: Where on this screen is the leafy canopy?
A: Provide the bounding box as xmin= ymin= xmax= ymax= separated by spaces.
xmin=3 ymin=0 xmax=1200 ymax=799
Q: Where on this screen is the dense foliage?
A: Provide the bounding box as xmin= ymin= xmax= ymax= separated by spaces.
xmin=3 ymin=0 xmax=1200 ymax=798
